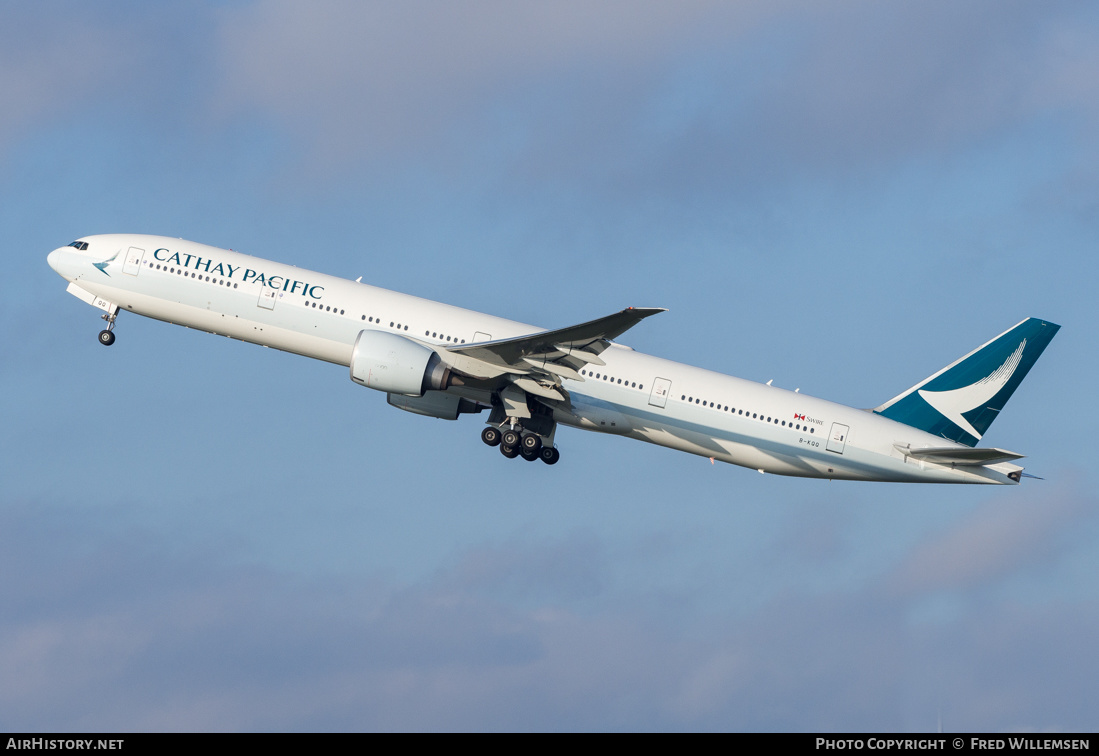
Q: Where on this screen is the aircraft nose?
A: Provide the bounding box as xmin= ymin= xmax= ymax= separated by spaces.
xmin=47 ymin=247 xmax=63 ymax=273
xmin=47 ymin=245 xmax=83 ymax=281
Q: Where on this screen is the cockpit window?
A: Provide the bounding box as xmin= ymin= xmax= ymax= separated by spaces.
xmin=67 ymin=241 xmax=89 ymax=251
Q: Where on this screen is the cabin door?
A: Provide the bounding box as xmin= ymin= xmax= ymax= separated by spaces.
xmin=122 ymin=247 xmax=145 ymax=276
xmin=648 ymin=377 xmax=672 ymax=408
xmin=827 ymin=423 xmax=849 ymax=454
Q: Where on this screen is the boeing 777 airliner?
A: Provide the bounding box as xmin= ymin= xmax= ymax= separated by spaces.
xmin=48 ymin=235 xmax=1058 ymax=483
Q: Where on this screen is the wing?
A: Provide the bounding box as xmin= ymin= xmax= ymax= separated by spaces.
xmin=442 ymin=307 xmax=666 ymax=404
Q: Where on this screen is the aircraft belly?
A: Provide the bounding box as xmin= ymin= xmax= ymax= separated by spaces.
xmin=123 ymin=287 xmax=353 ymax=365
xmin=624 ymin=406 xmax=1007 ymax=483
xmin=622 ymin=410 xmax=825 ymax=477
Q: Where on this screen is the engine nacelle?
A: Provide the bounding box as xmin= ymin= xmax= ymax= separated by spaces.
xmin=350 ymin=330 xmax=450 ymax=396
xmin=387 ymin=391 xmax=483 ymax=420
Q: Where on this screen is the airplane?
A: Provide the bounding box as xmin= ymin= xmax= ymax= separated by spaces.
xmin=47 ymin=234 xmax=1059 ymax=484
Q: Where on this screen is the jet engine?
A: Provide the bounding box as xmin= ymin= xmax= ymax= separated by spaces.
xmin=387 ymin=391 xmax=483 ymax=420
xmin=350 ymin=330 xmax=451 ymax=396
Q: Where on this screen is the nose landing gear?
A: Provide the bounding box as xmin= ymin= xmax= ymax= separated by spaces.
xmin=97 ymin=307 xmax=119 ymax=346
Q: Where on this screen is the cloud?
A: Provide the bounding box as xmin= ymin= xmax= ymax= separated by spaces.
xmin=435 ymin=536 xmax=607 ymax=604
xmin=0 ymin=7 xmax=135 ymax=149
xmin=8 ymin=2 xmax=1098 ymax=200
xmin=888 ymin=480 xmax=1095 ymax=596
xmin=3 ymin=487 xmax=1099 ymax=731
xmin=209 ymin=1 xmax=748 ymax=161
xmin=201 ymin=0 xmax=1099 ymax=191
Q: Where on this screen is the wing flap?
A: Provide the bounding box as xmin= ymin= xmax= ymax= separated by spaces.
xmin=522 ymin=357 xmax=584 ymax=382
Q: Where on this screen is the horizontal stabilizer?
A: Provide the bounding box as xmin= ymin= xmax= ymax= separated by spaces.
xmin=894 ymin=444 xmax=1024 ymax=466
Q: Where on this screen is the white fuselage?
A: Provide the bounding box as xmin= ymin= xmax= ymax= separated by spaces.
xmin=47 ymin=234 xmax=1022 ymax=484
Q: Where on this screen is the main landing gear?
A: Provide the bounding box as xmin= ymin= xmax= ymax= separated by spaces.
xmin=481 ymin=425 xmax=560 ymax=465
xmin=97 ymin=307 xmax=119 ymax=346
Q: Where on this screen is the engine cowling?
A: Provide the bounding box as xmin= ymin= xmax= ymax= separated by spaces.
xmin=387 ymin=391 xmax=483 ymax=420
xmin=350 ymin=330 xmax=450 ymax=396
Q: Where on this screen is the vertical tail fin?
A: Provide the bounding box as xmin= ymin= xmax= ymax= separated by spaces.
xmin=873 ymin=318 xmax=1059 ymax=446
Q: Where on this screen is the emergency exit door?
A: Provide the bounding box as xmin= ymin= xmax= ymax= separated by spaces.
xmin=257 ymin=288 xmax=277 ymax=310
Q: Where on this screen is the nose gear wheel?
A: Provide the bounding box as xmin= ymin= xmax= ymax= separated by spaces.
xmin=97 ymin=308 xmax=119 ymax=346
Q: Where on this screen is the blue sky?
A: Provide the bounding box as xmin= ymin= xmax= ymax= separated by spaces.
xmin=3 ymin=0 xmax=1098 ymax=731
